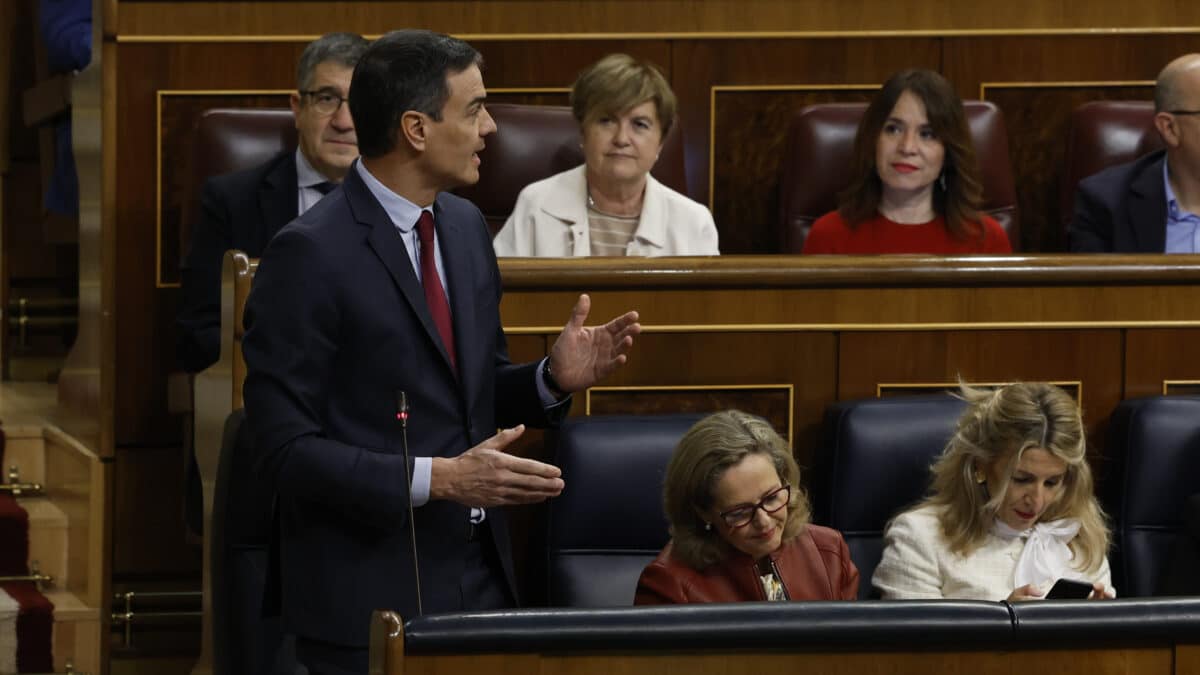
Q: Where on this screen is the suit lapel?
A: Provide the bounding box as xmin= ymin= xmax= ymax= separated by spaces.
xmin=259 ymin=152 xmax=300 ymax=240
xmin=436 ymin=197 xmax=480 ymax=397
xmin=1127 ymin=153 xmax=1168 ymax=253
xmin=344 ymin=169 xmax=458 ymax=377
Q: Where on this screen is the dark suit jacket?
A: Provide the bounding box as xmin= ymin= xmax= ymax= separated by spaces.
xmin=176 ymin=150 xmax=299 ymax=373
xmin=242 ymin=164 xmax=561 ymax=647
xmin=1068 ymin=150 xmax=1168 ymax=253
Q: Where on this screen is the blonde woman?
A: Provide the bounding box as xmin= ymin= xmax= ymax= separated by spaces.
xmin=636 ymin=410 xmax=858 ymax=604
xmin=873 ymin=382 xmax=1113 ymax=601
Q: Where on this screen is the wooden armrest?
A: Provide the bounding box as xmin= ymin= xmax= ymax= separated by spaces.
xmin=23 ymin=72 xmax=73 ymax=127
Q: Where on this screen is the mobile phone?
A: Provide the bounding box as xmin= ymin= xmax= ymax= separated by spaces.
xmin=1045 ymin=578 xmax=1094 ymax=600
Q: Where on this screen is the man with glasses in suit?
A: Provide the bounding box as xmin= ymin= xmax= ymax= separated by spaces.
xmin=177 ymin=32 xmax=369 ymax=373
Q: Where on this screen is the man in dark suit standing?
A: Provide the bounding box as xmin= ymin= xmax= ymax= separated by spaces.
xmin=1070 ymin=53 xmax=1200 ymax=252
xmin=176 ymin=32 xmax=369 ymax=373
xmin=242 ymin=30 xmax=641 ymax=675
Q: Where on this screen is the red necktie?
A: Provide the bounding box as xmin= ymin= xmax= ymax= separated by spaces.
xmin=416 ymin=211 xmax=457 ymax=372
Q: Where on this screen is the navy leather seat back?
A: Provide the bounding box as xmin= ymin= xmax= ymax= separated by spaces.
xmin=812 ymin=395 xmax=967 ymax=598
xmin=1104 ymin=396 xmax=1200 ymax=597
xmin=547 ymin=414 xmax=703 ymax=607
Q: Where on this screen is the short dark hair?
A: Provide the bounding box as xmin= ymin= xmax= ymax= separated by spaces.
xmin=350 ymin=29 xmax=483 ymax=159
xmin=295 ymin=32 xmax=370 ymax=92
xmin=838 ymin=69 xmax=985 ymax=241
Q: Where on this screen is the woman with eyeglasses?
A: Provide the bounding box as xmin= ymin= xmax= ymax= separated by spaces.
xmin=635 ymin=410 xmax=859 ymax=604
xmin=873 ymin=382 xmax=1114 ymax=601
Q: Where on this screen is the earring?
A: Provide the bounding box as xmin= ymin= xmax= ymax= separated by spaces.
xmin=973 ymin=469 xmax=987 ymax=485
xmin=938 ymin=172 xmax=948 ymax=191
xmin=703 ymin=522 xmax=712 ymax=532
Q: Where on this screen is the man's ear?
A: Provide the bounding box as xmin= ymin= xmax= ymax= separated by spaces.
xmin=400 ymin=110 xmax=428 ymax=152
xmin=289 ymin=92 xmax=302 ymax=127
xmin=1154 ymin=111 xmax=1181 ymax=148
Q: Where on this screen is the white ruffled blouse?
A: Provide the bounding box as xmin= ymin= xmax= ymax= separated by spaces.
xmin=872 ymin=504 xmax=1113 ymax=601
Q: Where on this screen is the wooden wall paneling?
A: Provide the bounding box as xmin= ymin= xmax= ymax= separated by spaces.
xmin=671 ymin=38 xmax=941 ymax=252
xmin=112 ymin=446 xmax=200 ymax=576
xmin=942 ymin=34 xmax=1200 ymax=252
xmin=113 ymin=1 xmax=1200 ymax=38
xmin=1125 ymin=328 xmax=1200 ymax=398
xmin=117 ymin=41 xmax=305 ymax=445
xmin=472 ymin=40 xmax=671 ymax=92
xmin=837 ymin=329 xmax=1124 ymax=483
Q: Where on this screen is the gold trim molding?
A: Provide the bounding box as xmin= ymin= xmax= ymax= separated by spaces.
xmin=504 ymin=320 xmax=1200 ymax=335
xmin=1162 ymin=380 xmax=1200 ymax=396
xmin=877 ymin=380 xmax=1083 ymax=409
xmin=584 ymin=383 xmax=795 ymax=443
xmin=116 ymin=28 xmax=1200 ymax=44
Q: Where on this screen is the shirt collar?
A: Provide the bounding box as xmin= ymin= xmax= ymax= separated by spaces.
xmin=1162 ymin=159 xmax=1200 ymax=221
xmin=354 ymin=160 xmax=432 ymax=233
xmin=295 ymin=148 xmax=330 ymax=189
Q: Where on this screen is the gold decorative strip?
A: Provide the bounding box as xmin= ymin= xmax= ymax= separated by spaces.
xmin=1162 ymin=380 xmax=1200 ymax=396
xmin=155 ymin=89 xmax=292 ymax=289
xmin=584 ymin=383 xmax=794 ymax=443
xmin=877 ymin=380 xmax=1083 ymax=408
xmin=708 ymin=83 xmax=879 ymax=211
xmin=115 ymin=27 xmax=1200 ymax=44
xmin=503 ymin=320 xmax=1200 ymax=335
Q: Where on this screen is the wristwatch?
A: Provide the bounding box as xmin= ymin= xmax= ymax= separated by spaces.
xmin=541 ymin=359 xmax=566 ymax=398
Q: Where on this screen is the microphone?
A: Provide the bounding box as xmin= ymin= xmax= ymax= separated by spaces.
xmin=396 ymin=390 xmax=423 ymax=616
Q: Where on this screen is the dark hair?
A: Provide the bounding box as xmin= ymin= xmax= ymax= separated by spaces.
xmin=838 ymin=69 xmax=985 ymax=241
xmin=296 ymin=33 xmax=370 ymax=92
xmin=349 ymin=29 xmax=483 ymax=159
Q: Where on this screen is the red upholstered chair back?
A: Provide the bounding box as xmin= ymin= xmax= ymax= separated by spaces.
xmin=454 ymin=103 xmax=689 ymax=236
xmin=180 ymin=108 xmax=298 ymax=263
xmin=1059 ymin=101 xmax=1162 ymax=235
xmin=778 ymin=101 xmax=1019 ymax=253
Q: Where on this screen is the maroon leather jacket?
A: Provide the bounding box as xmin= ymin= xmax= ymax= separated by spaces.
xmin=634 ymin=524 xmax=860 ymax=604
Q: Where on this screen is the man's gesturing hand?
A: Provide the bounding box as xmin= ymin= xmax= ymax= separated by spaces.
xmin=429 ymin=425 xmax=564 ymax=507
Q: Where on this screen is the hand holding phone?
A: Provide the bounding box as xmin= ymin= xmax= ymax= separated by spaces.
xmin=1045 ymin=578 xmax=1094 ymax=600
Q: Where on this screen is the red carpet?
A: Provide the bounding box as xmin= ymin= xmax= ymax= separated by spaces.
xmin=0 ymin=425 xmax=54 ymax=672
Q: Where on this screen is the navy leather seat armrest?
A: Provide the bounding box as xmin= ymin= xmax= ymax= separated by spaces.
xmin=1008 ymin=597 xmax=1200 ymax=643
xmin=403 ymin=601 xmax=1013 ymax=654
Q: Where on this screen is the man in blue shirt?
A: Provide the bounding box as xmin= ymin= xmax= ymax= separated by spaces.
xmin=1070 ymin=53 xmax=1200 ymax=253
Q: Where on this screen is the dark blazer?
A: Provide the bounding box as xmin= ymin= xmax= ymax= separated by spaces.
xmin=176 ymin=150 xmax=299 ymax=373
xmin=1068 ymin=150 xmax=1168 ymax=253
xmin=242 ymin=164 xmax=561 ymax=647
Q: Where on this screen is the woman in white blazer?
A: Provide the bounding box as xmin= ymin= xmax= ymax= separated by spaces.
xmin=873 ymin=382 xmax=1114 ymax=602
xmin=493 ymin=54 xmax=719 ymax=257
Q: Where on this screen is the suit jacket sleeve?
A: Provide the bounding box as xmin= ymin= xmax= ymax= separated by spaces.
xmin=872 ymin=510 xmax=945 ymax=599
xmin=1068 ymin=179 xmax=1115 ymax=252
xmin=831 ymin=531 xmax=861 ymax=600
xmin=176 ymin=178 xmax=233 ymax=373
xmin=242 ymin=226 xmax=414 ymax=532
